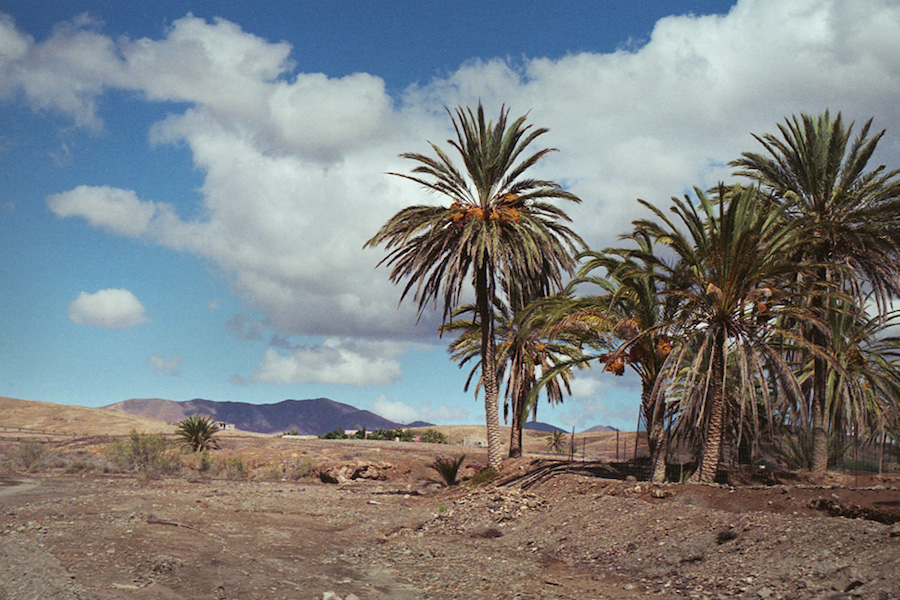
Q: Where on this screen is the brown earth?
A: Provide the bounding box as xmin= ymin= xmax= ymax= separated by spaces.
xmin=1 ymin=398 xmax=899 ymax=599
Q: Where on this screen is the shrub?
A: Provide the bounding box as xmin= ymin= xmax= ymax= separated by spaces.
xmin=17 ymin=442 xmax=46 ymax=471
xmin=368 ymin=428 xmax=414 ymax=441
xmin=216 ymin=457 xmax=246 ymax=480
xmin=256 ymin=463 xmax=285 ymax=480
xmin=319 ymin=429 xmax=347 ymax=440
xmin=420 ymin=429 xmax=448 ymax=444
xmin=776 ymin=429 xmax=850 ymax=470
xmin=470 ymin=466 xmax=498 ymax=486
xmin=107 ymin=431 xmax=182 ymax=475
xmin=429 ymin=455 xmax=466 ymax=487
xmin=176 ymin=414 xmax=220 ymax=452
xmin=183 ymin=449 xmax=213 ymax=473
xmin=286 ymin=458 xmax=315 ymax=480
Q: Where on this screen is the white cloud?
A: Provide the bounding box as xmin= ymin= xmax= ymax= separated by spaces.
xmin=148 ymin=353 xmax=182 ymax=376
xmin=371 ymin=395 xmax=470 ymax=425
xmin=372 ymin=395 xmax=418 ymax=424
xmin=569 ymin=375 xmax=602 ymax=400
xmin=46 ymin=185 xmax=165 ymax=236
xmin=8 ymin=0 xmax=900 ymax=365
xmin=249 ymin=338 xmax=404 ymax=386
xmin=423 ymin=403 xmax=470 ymax=424
xmin=67 ymin=288 xmax=148 ymax=329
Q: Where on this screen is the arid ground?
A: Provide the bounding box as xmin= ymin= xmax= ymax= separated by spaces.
xmin=1 ymin=397 xmax=899 ymax=600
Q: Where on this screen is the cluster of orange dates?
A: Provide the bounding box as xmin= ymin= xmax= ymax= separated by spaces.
xmin=600 ymin=334 xmax=672 ymax=376
xmin=448 ymin=193 xmax=522 ymax=223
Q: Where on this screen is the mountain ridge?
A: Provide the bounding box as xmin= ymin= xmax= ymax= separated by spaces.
xmin=104 ymin=397 xmax=410 ymax=435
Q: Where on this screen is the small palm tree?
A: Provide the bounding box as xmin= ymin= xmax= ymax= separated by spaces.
xmin=176 ymin=414 xmax=220 ymax=453
xmin=365 ymin=103 xmax=583 ymax=471
xmin=429 ymin=455 xmax=466 ymax=487
xmin=546 ymin=430 xmax=566 ymax=454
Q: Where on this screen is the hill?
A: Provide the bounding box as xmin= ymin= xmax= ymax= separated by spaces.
xmin=104 ymin=397 xmax=405 ymax=435
xmin=0 ymin=396 xmax=174 ymax=436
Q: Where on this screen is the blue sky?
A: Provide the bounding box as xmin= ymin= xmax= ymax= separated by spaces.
xmin=2 ymin=0 xmax=900 ymax=431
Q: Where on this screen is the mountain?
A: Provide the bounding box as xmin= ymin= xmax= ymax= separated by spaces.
xmin=104 ymin=397 xmax=405 ymax=435
xmin=523 ymin=421 xmax=566 ymax=433
xmin=582 ymin=424 xmax=619 ymax=433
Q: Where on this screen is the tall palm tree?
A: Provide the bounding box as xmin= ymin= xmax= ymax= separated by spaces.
xmin=731 ymin=111 xmax=900 ymax=475
xmin=365 ymin=103 xmax=583 ymax=470
xmin=635 ymin=183 xmax=811 ymax=483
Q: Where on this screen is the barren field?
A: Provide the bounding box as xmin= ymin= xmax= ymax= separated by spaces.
xmin=1 ymin=398 xmax=899 ymax=599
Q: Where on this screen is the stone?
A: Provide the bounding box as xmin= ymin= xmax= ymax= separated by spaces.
xmin=650 ymin=487 xmax=670 ymax=498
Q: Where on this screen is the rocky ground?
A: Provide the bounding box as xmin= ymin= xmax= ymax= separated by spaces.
xmin=1 ymin=436 xmax=899 ymax=600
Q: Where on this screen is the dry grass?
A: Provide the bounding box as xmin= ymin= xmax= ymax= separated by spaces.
xmin=0 ymin=396 xmax=643 ymax=463
xmin=0 ymin=396 xmax=175 ymax=437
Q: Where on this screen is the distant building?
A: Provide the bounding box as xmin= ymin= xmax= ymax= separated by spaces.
xmin=216 ymin=421 xmax=235 ymax=431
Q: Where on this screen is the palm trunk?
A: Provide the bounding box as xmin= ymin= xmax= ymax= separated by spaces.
xmin=476 ymin=265 xmax=503 ymax=472
xmin=690 ymin=329 xmax=726 ymax=484
xmin=508 ymin=387 xmax=525 ymax=458
xmin=810 ymin=352 xmax=829 ymax=476
xmin=646 ymin=383 xmax=668 ymax=483
xmin=809 ymin=270 xmax=829 ymax=477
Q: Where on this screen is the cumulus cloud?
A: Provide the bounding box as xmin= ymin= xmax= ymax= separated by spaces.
xmin=46 ymin=185 xmax=165 ymax=236
xmin=249 ymin=338 xmax=404 ymax=386
xmin=148 ymin=353 xmax=182 ymax=376
xmin=7 ymin=1 xmax=900 ymax=385
xmin=372 ymin=395 xmax=470 ymax=424
xmin=372 ymin=395 xmax=419 ymax=424
xmin=67 ymin=288 xmax=148 ymax=329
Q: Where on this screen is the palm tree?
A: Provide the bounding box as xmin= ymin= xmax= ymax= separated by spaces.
xmin=365 ymin=103 xmax=583 ymax=470
xmin=529 ymin=231 xmax=678 ymax=481
xmin=572 ymin=231 xmax=681 ymax=482
xmin=731 ymin=111 xmax=900 ymax=476
xmin=818 ymin=301 xmax=900 ymax=445
xmin=443 ymin=284 xmax=583 ymax=458
xmin=635 ymin=183 xmax=811 ymax=483
xmin=176 ymin=414 xmax=220 ymax=453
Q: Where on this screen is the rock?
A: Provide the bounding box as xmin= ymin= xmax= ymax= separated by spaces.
xmin=316 ymin=461 xmax=394 ymax=484
xmin=716 ymin=527 xmax=739 ymax=544
xmin=650 ymin=487 xmax=670 ymax=499
xmin=889 ymin=523 xmax=900 ymax=538
xmin=465 ymin=520 xmax=504 ymax=538
xmin=322 ymin=592 xmax=341 ymax=600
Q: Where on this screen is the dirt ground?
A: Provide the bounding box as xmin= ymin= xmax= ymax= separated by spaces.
xmin=1 ymin=433 xmax=900 ymax=600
